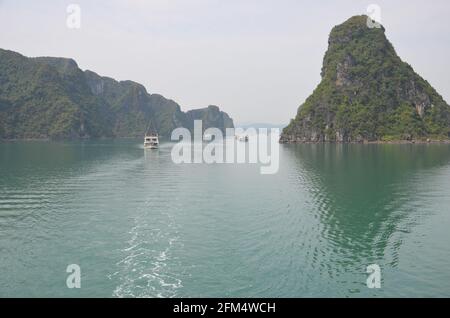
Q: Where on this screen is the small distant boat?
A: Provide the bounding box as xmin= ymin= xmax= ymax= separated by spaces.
xmin=144 ymin=134 xmax=159 ymax=149
xmin=237 ymin=135 xmax=249 ymax=142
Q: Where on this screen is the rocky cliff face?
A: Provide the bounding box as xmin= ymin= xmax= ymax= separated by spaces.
xmin=83 ymin=70 xmax=191 ymax=138
xmin=0 ymin=49 xmax=234 ymax=139
xmin=281 ymin=15 xmax=450 ymax=143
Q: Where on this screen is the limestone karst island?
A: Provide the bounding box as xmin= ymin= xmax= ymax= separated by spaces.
xmin=280 ymin=15 xmax=450 ymax=143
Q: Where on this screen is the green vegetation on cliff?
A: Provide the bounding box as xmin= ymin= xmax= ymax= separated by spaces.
xmin=281 ymin=15 xmax=450 ymax=142
xmin=0 ymin=49 xmax=233 ymax=140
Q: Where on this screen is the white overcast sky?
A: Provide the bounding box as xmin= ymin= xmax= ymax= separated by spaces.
xmin=1 ymin=0 xmax=449 ymax=124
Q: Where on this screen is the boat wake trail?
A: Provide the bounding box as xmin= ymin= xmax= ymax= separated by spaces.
xmin=109 ymin=202 xmax=184 ymax=298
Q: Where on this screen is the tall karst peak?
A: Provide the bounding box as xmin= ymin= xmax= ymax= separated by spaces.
xmin=281 ymin=15 xmax=450 ymax=143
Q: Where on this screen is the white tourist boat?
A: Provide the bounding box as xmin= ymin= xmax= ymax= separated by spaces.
xmin=237 ymin=135 xmax=249 ymax=142
xmin=144 ymin=134 xmax=159 ymax=149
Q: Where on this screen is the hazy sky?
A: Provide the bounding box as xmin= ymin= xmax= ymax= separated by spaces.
xmin=1 ymin=0 xmax=450 ymax=124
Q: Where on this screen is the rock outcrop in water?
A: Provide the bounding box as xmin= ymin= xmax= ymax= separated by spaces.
xmin=0 ymin=49 xmax=234 ymax=139
xmin=280 ymin=15 xmax=450 ymax=143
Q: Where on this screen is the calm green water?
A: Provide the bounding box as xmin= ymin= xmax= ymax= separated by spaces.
xmin=1 ymin=140 xmax=450 ymax=297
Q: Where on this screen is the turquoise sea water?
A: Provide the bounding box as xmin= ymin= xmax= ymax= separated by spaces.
xmin=1 ymin=140 xmax=450 ymax=297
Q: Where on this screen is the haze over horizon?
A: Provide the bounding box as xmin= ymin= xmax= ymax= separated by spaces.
xmin=1 ymin=0 xmax=450 ymax=124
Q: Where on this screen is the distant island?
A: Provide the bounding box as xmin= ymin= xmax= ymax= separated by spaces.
xmin=280 ymin=15 xmax=450 ymax=143
xmin=0 ymin=49 xmax=234 ymax=140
